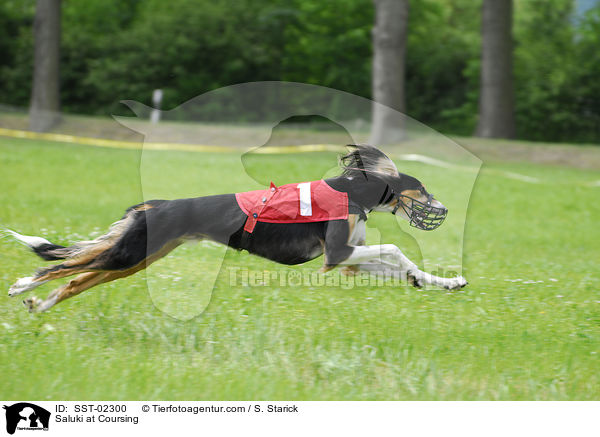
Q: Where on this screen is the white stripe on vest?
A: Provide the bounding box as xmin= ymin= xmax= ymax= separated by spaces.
xmin=297 ymin=182 xmax=312 ymax=216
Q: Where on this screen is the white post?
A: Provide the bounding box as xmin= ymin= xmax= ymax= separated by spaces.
xmin=150 ymin=89 xmax=163 ymax=123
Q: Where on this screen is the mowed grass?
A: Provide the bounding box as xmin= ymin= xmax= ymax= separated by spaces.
xmin=0 ymin=136 xmax=599 ymax=400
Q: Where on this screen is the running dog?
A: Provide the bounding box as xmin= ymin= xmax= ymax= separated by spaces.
xmin=7 ymin=145 xmax=467 ymax=312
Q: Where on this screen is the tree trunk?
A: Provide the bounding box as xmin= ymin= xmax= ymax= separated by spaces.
xmin=370 ymin=0 xmax=409 ymax=145
xmin=29 ymin=0 xmax=61 ymax=132
xmin=476 ymin=0 xmax=516 ymax=139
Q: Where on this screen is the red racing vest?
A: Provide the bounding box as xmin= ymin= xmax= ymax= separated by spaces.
xmin=236 ymin=180 xmax=349 ymax=233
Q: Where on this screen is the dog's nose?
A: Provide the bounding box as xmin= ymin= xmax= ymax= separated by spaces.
xmin=431 ymin=199 xmax=446 ymax=211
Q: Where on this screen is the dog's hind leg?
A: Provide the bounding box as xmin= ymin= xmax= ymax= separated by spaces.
xmin=23 ymin=272 xmax=108 ymax=313
xmin=9 ymin=210 xmax=148 ymax=297
xmin=8 ymin=262 xmax=93 ymax=297
xmin=8 ymin=276 xmax=49 ymax=297
xmin=23 ymin=238 xmax=184 ymax=312
xmin=8 ymin=259 xmax=99 ymax=297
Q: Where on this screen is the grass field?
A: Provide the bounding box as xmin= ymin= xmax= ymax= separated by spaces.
xmin=0 ymin=135 xmax=599 ymax=400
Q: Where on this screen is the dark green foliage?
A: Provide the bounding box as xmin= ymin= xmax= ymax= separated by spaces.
xmin=512 ymin=0 xmax=599 ymax=142
xmin=405 ymin=0 xmax=481 ymax=135
xmin=282 ymin=0 xmax=373 ymax=99
xmin=0 ymin=0 xmax=598 ymax=142
xmin=0 ymin=0 xmax=35 ymax=107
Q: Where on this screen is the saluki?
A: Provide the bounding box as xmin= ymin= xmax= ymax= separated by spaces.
xmin=7 ymin=145 xmax=467 ymax=313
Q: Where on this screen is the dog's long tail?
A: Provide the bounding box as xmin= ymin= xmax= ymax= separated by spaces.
xmin=4 ymin=204 xmax=145 ymax=262
xmin=4 ymin=229 xmax=70 ymax=260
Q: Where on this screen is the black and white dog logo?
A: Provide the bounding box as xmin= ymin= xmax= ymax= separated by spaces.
xmin=3 ymin=403 xmax=50 ymax=434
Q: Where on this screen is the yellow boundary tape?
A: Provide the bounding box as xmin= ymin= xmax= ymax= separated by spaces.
xmin=0 ymin=127 xmax=344 ymax=154
xmin=2 ymin=127 xmax=598 ymax=187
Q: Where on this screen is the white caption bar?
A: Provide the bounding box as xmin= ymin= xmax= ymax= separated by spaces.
xmin=0 ymin=401 xmax=597 ymax=437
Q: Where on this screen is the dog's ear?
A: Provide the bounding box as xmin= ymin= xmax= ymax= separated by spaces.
xmin=375 ymin=157 xmax=398 ymax=176
xmin=340 ymin=145 xmax=398 ymax=177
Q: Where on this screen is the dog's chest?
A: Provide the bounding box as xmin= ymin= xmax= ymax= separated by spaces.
xmin=348 ymin=219 xmax=367 ymax=246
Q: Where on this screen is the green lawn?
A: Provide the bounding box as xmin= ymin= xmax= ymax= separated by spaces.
xmin=0 ymin=136 xmax=598 ymax=400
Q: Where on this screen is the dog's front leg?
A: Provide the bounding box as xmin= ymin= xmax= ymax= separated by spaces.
xmin=323 ymin=222 xmax=466 ymax=290
xmin=342 ymin=244 xmax=467 ymax=290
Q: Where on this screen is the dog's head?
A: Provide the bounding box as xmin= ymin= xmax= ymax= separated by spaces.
xmin=340 ymin=145 xmax=447 ymax=230
xmin=382 ymin=173 xmax=447 ymax=230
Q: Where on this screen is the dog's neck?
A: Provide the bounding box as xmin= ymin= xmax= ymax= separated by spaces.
xmin=325 ymin=176 xmax=392 ymax=214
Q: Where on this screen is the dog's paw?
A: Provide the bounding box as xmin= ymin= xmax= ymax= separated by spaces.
xmin=340 ymin=266 xmax=359 ymax=276
xmin=406 ymin=270 xmax=424 ymax=288
xmin=8 ymin=277 xmax=37 ymax=297
xmin=22 ymin=296 xmax=41 ymax=313
xmin=444 ymin=276 xmax=468 ymax=290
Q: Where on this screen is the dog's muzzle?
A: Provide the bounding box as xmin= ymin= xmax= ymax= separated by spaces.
xmin=392 ymin=193 xmax=447 ymax=231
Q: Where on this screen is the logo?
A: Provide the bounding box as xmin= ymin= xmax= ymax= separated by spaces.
xmin=3 ymin=403 xmax=50 ymax=435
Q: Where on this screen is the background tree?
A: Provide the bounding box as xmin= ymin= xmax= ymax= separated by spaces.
xmin=0 ymin=0 xmax=598 ymax=143
xmin=29 ymin=0 xmax=61 ymax=132
xmin=476 ymin=0 xmax=516 ymax=139
xmin=370 ymin=0 xmax=409 ymax=144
